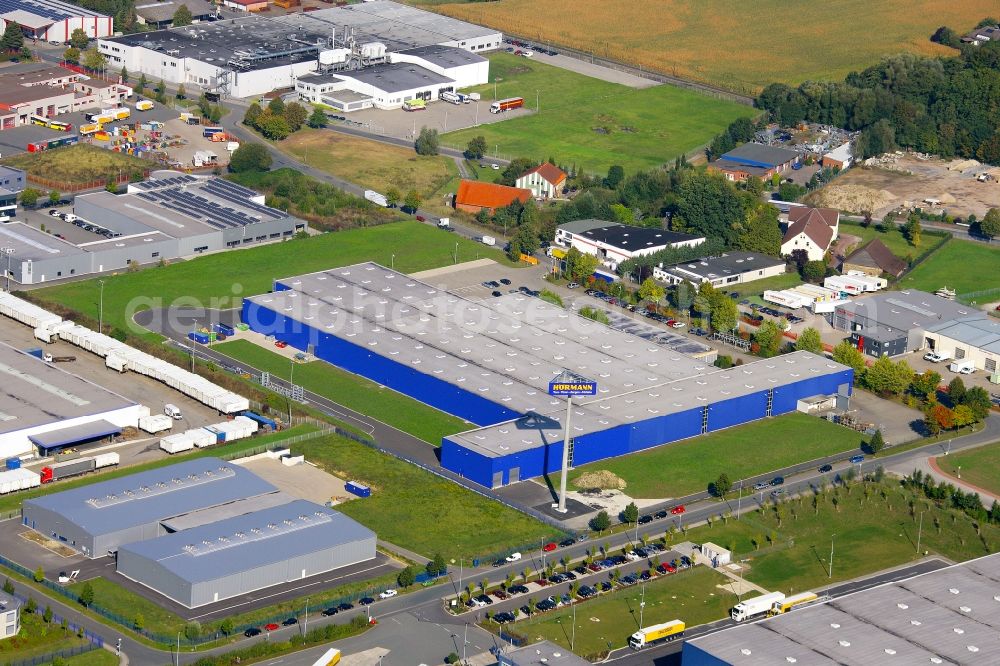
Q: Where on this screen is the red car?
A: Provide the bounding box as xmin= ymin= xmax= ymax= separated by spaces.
xmin=543 ymin=542 xmax=557 ymax=552
xmin=264 ymin=623 xmax=279 ymax=631
xmin=274 ymin=340 xmax=288 ymax=349
xmin=670 ymin=505 xmax=686 ymax=515
xmin=657 ymin=563 xmax=676 ymax=574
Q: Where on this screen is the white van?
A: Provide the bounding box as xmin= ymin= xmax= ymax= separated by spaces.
xmin=164 ymin=404 xmax=183 ymax=420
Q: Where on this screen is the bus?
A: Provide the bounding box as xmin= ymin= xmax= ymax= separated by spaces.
xmin=30 ymin=115 xmax=73 ymax=132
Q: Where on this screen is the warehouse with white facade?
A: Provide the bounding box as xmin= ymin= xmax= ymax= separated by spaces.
xmin=554 ymin=220 xmax=704 ymax=271
xmin=117 ymin=499 xmax=377 ymax=608
xmin=0 ymin=0 xmax=112 ymax=45
xmin=653 ymin=251 xmax=786 ymax=287
xmin=0 ymin=340 xmax=142 ymax=460
xmin=922 ymin=317 xmax=1000 ymax=375
xmin=98 ymin=0 xmax=498 ymax=99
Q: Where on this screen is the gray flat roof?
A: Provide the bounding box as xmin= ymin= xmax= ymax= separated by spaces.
xmin=720 ymin=143 xmax=799 ymax=168
xmin=118 ymin=499 xmax=375 ymax=584
xmin=500 ymin=641 xmax=591 ymax=666
xmin=924 ymin=316 xmax=1000 ymax=355
xmin=341 ymin=62 xmax=453 ymax=93
xmin=0 ymin=592 xmax=20 ymax=614
xmin=659 ymin=251 xmax=786 ymax=281
xmin=449 ymin=351 xmax=850 ymax=458
xmin=158 ymin=491 xmax=294 ymax=532
xmin=835 ymin=290 xmax=982 ymax=335
xmin=134 ymin=0 xmax=214 ymax=23
xmin=24 ymin=457 xmax=278 ymax=539
xmin=0 ymin=222 xmax=87 ymax=263
xmin=249 ymin=263 xmax=710 ymax=414
xmin=0 ymin=341 xmax=135 ymax=436
xmin=28 ymin=420 xmax=121 ymax=450
xmin=396 ymin=44 xmax=487 ymax=67
xmin=686 ymin=552 xmax=1000 ymax=665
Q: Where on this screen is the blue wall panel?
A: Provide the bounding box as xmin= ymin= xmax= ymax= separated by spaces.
xmin=680 ymin=643 xmax=733 ymax=666
xmin=242 ymin=301 xmax=521 ymax=427
xmin=771 ymin=369 xmax=854 ymax=415
xmin=441 ymin=438 xmax=497 ymax=488
xmin=707 ymin=391 xmax=769 ymax=431
xmin=628 ymin=408 xmax=703 ymax=453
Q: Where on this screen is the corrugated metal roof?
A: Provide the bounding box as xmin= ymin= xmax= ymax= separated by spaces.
xmin=118 ymin=499 xmax=375 ymax=583
xmin=24 ymin=457 xmax=278 ymax=538
xmin=925 ymin=317 xmax=1000 ymax=354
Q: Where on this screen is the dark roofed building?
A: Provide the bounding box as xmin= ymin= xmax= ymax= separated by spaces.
xmin=654 ymin=251 xmax=787 ymax=287
xmin=555 ymin=219 xmax=704 ymax=270
xmin=709 ymin=143 xmax=800 ymax=182
xmin=843 ymin=238 xmax=907 ymax=278
xmin=781 ymin=206 xmax=839 ymax=261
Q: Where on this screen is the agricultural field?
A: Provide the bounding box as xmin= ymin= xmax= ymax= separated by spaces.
xmin=418 ymin=0 xmax=996 ymax=93
xmin=1 ymin=145 xmax=156 ymax=186
xmin=292 ymin=434 xmax=563 ymax=559
xmin=216 ymin=339 xmax=470 ymax=444
xmin=936 ymin=443 xmax=1000 ymax=497
xmin=570 ymin=413 xmax=866 ymax=499
xmin=512 ymin=567 xmax=735 ymax=658
xmin=443 ymin=53 xmax=751 ymax=173
xmin=898 ymin=240 xmax=1000 ymax=296
xmin=281 ymin=129 xmax=460 ymax=213
xmin=31 ymin=221 xmax=514 ymax=342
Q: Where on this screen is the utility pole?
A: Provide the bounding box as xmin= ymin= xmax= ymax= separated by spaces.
xmin=190 ymin=321 xmax=195 ymax=372
xmin=571 ymin=596 xmax=577 ymax=651
xmin=463 ymin=622 xmax=468 ymax=666
xmin=303 ymin=597 xmax=309 ymax=635
xmin=639 ymin=582 xmax=646 ymax=629
xmin=98 ymin=279 xmax=105 ymax=334
xmin=828 ymin=534 xmax=836 ymax=579
xmin=737 ymin=479 xmax=743 ymax=519
xmin=175 ymin=632 xmax=180 ymax=666
xmin=916 ymin=511 xmax=924 ymax=555
xmin=1 ymin=247 xmax=13 ymax=292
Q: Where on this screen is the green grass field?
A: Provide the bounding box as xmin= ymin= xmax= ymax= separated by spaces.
xmin=0 ymin=612 xmax=90 ymax=661
xmin=59 ymin=649 xmax=119 ymax=666
xmin=216 ymin=339 xmax=469 ymax=444
xmin=513 ymin=567 xmax=735 ymax=657
xmin=31 ymin=221 xmax=513 ymax=342
xmin=837 ymin=221 xmax=928 ymax=261
xmin=0 ymin=426 xmax=315 ymax=515
xmin=898 ymin=240 xmax=1000 ymax=296
xmin=443 ymin=53 xmax=752 ymax=173
xmin=570 ymin=413 xmax=866 ymax=499
xmin=293 ymin=434 xmax=562 ymax=559
xmin=936 ymin=443 xmax=1000 ymax=496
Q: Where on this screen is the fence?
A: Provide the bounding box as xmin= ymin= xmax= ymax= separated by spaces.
xmin=957 ymin=287 xmax=1000 ymax=306
xmin=0 ymin=586 xmax=105 ymax=663
xmin=5 ymin=644 xmax=102 ymax=666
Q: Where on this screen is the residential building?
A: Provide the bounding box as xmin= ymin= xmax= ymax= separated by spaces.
xmin=922 ymin=317 xmax=1000 ymax=375
xmin=708 ymin=143 xmax=800 ymax=182
xmin=842 ymin=238 xmax=907 ymax=278
xmin=830 ymin=289 xmax=982 ymax=357
xmin=515 ymin=162 xmax=566 ymax=199
xmin=555 ymin=219 xmax=704 ymax=271
xmin=0 ymin=0 xmax=112 ymax=44
xmin=0 ymin=593 xmax=20 ymax=640
xmin=134 ymin=0 xmax=216 ymax=28
xmin=822 ymin=142 xmax=853 ymax=170
xmin=454 ymin=180 xmax=531 ymax=215
xmin=962 ymin=24 xmax=999 ymax=45
xmin=653 ymin=251 xmax=786 ymax=287
xmin=683 ymin=552 xmax=1000 ymax=666
xmin=781 ymin=206 xmax=839 ymax=261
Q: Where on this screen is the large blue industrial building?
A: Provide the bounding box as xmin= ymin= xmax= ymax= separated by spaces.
xmin=242 ymin=263 xmax=854 ymax=489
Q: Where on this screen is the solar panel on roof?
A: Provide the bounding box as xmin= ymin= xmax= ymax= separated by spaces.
xmin=0 ymin=0 xmax=105 ymax=21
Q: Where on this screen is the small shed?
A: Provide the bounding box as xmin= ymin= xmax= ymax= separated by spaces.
xmin=702 ymin=542 xmax=732 ymax=567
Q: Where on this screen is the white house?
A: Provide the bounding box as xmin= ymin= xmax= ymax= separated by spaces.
xmin=555 ymin=219 xmax=704 ymax=271
xmin=780 ymin=207 xmax=839 ymax=261
xmin=516 ymin=163 xmax=566 ymax=199
xmin=653 ymin=251 xmax=786 ymax=287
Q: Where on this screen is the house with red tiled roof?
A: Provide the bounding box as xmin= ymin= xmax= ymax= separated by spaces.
xmin=454 ymin=180 xmax=531 ymax=214
xmin=515 ymin=162 xmax=567 ymax=199
xmin=780 ymin=207 xmax=839 ymax=261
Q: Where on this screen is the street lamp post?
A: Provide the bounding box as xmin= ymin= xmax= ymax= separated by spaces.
xmin=828 ymin=534 xmax=836 ymax=579
xmin=639 ymin=582 xmax=646 ymax=628
xmin=175 ymin=632 xmax=180 ymax=666
xmin=1 ymin=247 xmax=14 ymax=292
xmin=916 ymin=511 xmax=924 ymax=555
xmin=98 ymin=279 xmax=105 ymax=334
xmin=303 ymin=597 xmax=309 ymax=635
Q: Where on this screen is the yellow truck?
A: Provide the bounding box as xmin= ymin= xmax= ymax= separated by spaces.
xmin=79 ymin=122 xmax=103 ymax=136
xmin=136 ymin=100 xmax=154 ymax=111
xmin=86 ymin=110 xmax=115 ymax=124
xmin=770 ymin=591 xmax=818 ymax=615
xmin=628 ymin=620 xmax=685 ymax=649
xmin=311 ymin=648 xmax=340 ymax=666
xmin=109 ymin=107 xmax=131 ymax=121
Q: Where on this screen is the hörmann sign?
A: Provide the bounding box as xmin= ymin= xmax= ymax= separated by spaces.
xmin=548 ymin=381 xmax=598 ymax=396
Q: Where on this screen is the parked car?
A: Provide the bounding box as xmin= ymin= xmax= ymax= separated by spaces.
xmin=264 ymin=623 xmax=279 ymax=631
xmin=500 ymin=278 xmax=512 ymax=285
xmin=520 ymin=605 xmax=534 ymax=616
xmin=475 ymin=594 xmax=493 ymax=605
xmin=509 ymin=585 xmax=529 ymax=595
xmin=379 ymin=589 xmax=398 ymax=599
xmin=274 ymin=340 xmax=288 ymax=349
xmin=560 ymin=593 xmax=572 ymax=605
xmin=322 ymin=607 xmax=339 ymax=616
xmin=771 ymin=476 xmax=785 ymax=486
xmin=819 ymin=464 xmax=833 ymax=473
xmin=493 ymin=590 xmax=508 ymax=600
xmin=492 ymin=290 xmax=503 ymax=297
xmin=282 ymin=617 xmax=298 ymax=626
xmin=492 ymin=559 xmax=506 ymax=568
xmin=337 ymin=602 xmax=354 ymax=611
xmin=359 ymin=597 xmax=375 ymax=606
xmin=600 ymin=581 xmax=613 ymax=592
xmin=588 ymin=562 xmax=603 ymax=572
xmin=543 ymin=542 xmax=558 ymax=552
xmin=578 ymin=585 xmax=597 ymax=598
xmin=563 ymin=571 xmax=577 ymax=580
xmin=753 ymin=482 xmax=770 ymax=491
xmin=771 ymin=489 xmax=786 ymax=498
xmin=638 ymin=514 xmax=653 ymax=524
xmin=850 ymin=455 xmax=865 ymax=464
xmin=657 ymin=563 xmax=676 ymax=574
xmin=639 ymin=571 xmax=652 ymax=581
xmin=494 ymin=611 xmax=516 ymax=624
xmin=567 ymin=282 xmax=580 ymax=289
xmin=574 ymin=566 xmax=588 ymax=575
xmin=670 ymin=505 xmax=686 ymax=515
xmin=621 ymin=575 xmax=638 ymax=586
xmin=469 ymin=597 xmax=487 ymax=608
xmin=506 ymin=552 xmax=522 ymax=562
xmin=654 ymin=510 xmax=668 ymax=519
xmin=244 ymin=627 xmax=261 ymax=637
xmin=560 ymin=538 xmax=576 ymax=547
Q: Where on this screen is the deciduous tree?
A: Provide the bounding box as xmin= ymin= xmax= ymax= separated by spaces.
xmin=307 ymin=106 xmax=327 ymax=128
xmin=832 ymin=341 xmax=866 ymax=373
xmin=172 ymin=4 xmax=193 ymax=27
xmin=981 ymin=208 xmax=1000 ymax=240
xmin=414 ymin=126 xmax=439 ymax=155
xmin=795 ymin=327 xmax=823 ymax=354
xmin=638 ymin=277 xmax=664 ymax=305
xmin=464 ymin=135 xmax=487 ymax=159
xmin=69 ymin=28 xmax=89 ymax=50
xmin=284 ymin=102 xmax=307 ymax=132
xmin=403 ymin=189 xmax=421 ymax=212
xmin=228 ymin=143 xmax=272 ymax=173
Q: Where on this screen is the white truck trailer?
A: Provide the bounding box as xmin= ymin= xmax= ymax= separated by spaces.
xmin=731 ymin=592 xmax=785 ymax=622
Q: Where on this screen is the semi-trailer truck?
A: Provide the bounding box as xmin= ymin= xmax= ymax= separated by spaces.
xmin=628 ymin=620 xmax=685 ymax=649
xmin=490 ymin=97 xmax=524 ymax=113
xmin=771 ymin=591 xmax=818 ymax=615
xmin=731 ymin=592 xmax=785 ymax=622
xmin=40 ymin=453 xmax=119 ymax=484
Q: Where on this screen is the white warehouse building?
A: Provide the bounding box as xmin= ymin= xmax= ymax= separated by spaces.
xmin=0 ymin=0 xmax=112 ymax=45
xmin=98 ymin=1 xmax=499 ymax=99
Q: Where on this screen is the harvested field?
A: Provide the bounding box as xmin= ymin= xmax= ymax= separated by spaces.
xmin=418 ymin=0 xmax=995 ymax=93
xmin=808 ymin=154 xmax=1000 ymax=219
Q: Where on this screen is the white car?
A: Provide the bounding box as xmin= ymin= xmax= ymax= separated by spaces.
xmin=491 ymin=163 xmax=500 ymax=170
xmin=670 ymin=321 xmax=686 ymax=329
xmin=505 ymin=552 xmax=522 ymax=562
xmin=379 ymin=589 xmax=398 ymax=599
xmin=470 ymin=597 xmax=487 ymax=608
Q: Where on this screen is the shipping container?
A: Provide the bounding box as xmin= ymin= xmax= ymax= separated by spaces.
xmin=0 ymin=468 xmax=40 ymax=494
xmin=94 ymin=452 xmax=120 ymax=469
xmin=138 ymin=414 xmax=174 ymax=434
xmin=5 ymin=457 xmax=21 ymax=470
xmin=345 ymin=481 xmax=371 ymax=498
xmin=160 ymin=433 xmax=195 ymax=454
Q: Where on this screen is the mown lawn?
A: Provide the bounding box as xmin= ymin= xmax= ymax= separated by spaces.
xmin=58 ymin=649 xmax=119 ymax=666
xmin=512 ymin=566 xmax=735 ymax=658
xmin=0 ymin=612 xmax=90 ymax=661
xmin=837 ymin=221 xmax=927 ymax=262
xmin=443 ymin=53 xmax=752 ymax=173
xmin=570 ymin=413 xmax=866 ymax=499
xmin=293 ymin=434 xmax=562 ymax=560
xmin=30 ymin=221 xmax=514 ymax=342
xmin=0 ymin=425 xmax=316 ymax=515
xmin=216 ymin=339 xmax=469 ymax=444
xmin=936 ymin=443 xmax=1000 ymax=496
xmin=898 ymin=240 xmax=1000 ymax=296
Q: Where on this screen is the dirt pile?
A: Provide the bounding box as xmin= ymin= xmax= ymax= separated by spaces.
xmin=574 ymin=470 xmax=627 ymax=490
xmin=808 ymin=184 xmax=897 ymax=214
